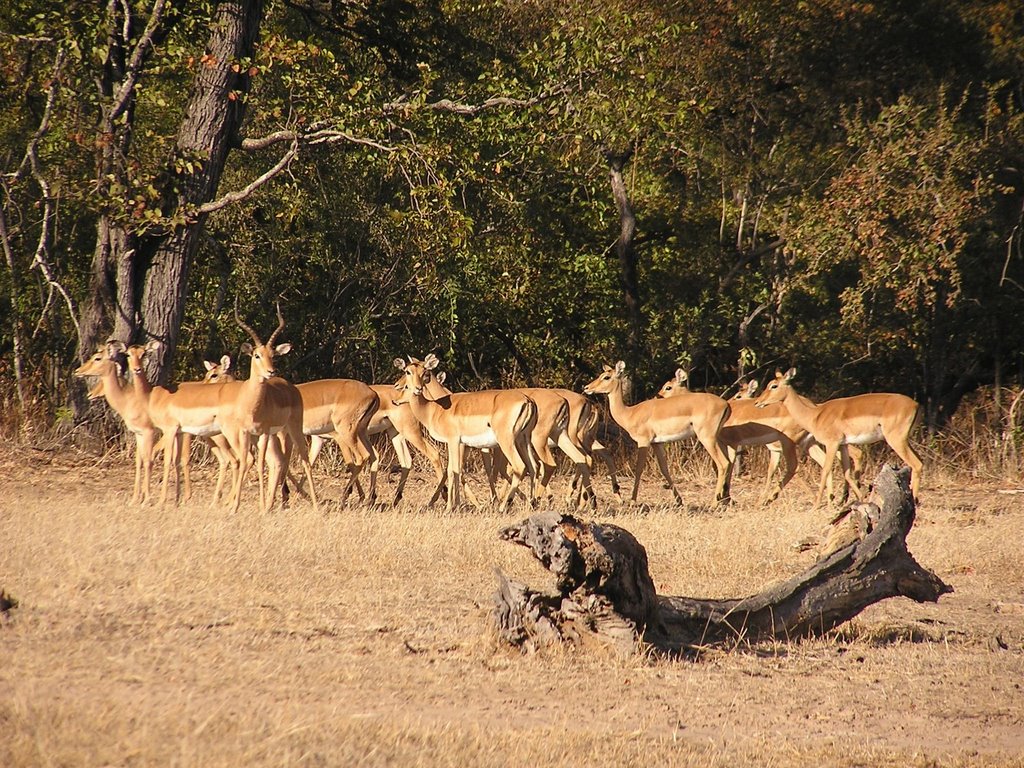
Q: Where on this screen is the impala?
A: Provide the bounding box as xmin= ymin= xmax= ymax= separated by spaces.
xmin=656 ymin=369 xmax=796 ymax=504
xmin=484 ymin=387 xmax=597 ymax=509
xmin=218 ymin=306 xmax=319 ymax=513
xmin=176 ymin=355 xmax=239 ymax=505
xmin=394 ymin=354 xmax=538 ymax=513
xmin=75 ymin=341 xmax=159 ymax=504
xmin=584 ymin=361 xmax=733 ymax=505
xmin=732 ymin=378 xmax=864 ymax=504
xmin=297 ymin=377 xmax=379 ymax=505
xmin=124 ymin=343 xmax=240 ymax=507
xmin=754 ymin=367 xmax=923 ymax=506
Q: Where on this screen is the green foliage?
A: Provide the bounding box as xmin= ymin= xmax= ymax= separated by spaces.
xmin=1 ymin=0 xmax=1023 ymax=427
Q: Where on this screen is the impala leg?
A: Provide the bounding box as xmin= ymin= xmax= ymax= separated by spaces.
xmin=264 ymin=432 xmax=285 ymax=512
xmin=480 ymin=449 xmax=499 ymax=502
xmin=256 ymin=434 xmax=270 ymax=511
xmin=886 ymin=434 xmax=924 ymax=502
xmin=814 ymin=443 xmax=839 ymax=508
xmin=446 ymin=441 xmax=464 ymax=513
xmin=630 ymin=445 xmax=650 ymax=502
xmin=139 ymin=430 xmax=157 ymax=506
xmin=652 ymin=443 xmax=683 ymax=505
xmin=291 ymin=425 xmax=318 ymax=512
xmin=839 ymin=445 xmax=866 ymax=501
xmin=407 ymin=428 xmax=446 ymax=506
xmin=389 ymin=430 xmax=413 ymax=506
xmin=210 ymin=435 xmax=233 ymax=506
xmin=696 ymin=433 xmax=733 ymax=505
xmin=557 ymin=432 xmax=595 ymax=510
xmin=180 ymin=433 xmax=193 ymax=502
xmin=592 ymin=440 xmax=622 ymax=500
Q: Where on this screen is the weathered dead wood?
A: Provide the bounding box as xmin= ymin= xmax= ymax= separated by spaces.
xmin=493 ymin=465 xmax=952 ymax=654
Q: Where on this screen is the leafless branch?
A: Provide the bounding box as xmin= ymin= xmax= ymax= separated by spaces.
xmin=384 ymin=86 xmax=566 ymax=118
xmin=14 ymin=46 xmax=82 ymax=348
xmin=195 ymin=139 xmax=300 ymax=216
xmin=240 ymin=126 xmax=397 ymax=153
xmin=110 ymin=0 xmax=168 ymax=121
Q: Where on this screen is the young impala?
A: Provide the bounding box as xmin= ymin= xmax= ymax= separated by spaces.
xmin=584 ymin=361 xmax=733 ymax=505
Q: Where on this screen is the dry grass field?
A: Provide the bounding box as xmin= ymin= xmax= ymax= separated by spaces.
xmin=2 ymin=440 xmax=1024 ymax=767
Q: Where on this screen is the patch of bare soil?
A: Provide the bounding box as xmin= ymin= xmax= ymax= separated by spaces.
xmin=1 ymin=443 xmax=1023 ymax=766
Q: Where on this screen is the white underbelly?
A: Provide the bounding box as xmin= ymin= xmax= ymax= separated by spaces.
xmin=303 ymin=422 xmax=335 ymax=436
xmin=461 ymin=428 xmax=498 ymax=448
xmin=183 ymin=424 xmax=220 ymax=438
xmin=844 ymin=428 xmax=883 ymax=445
xmin=653 ymin=427 xmax=695 ymax=444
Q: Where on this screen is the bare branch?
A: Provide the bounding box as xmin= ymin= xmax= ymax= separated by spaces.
xmin=195 ymin=139 xmax=300 ymax=216
xmin=110 ymin=0 xmax=168 ymax=121
xmin=13 ymin=46 xmax=83 ymax=348
xmin=240 ymin=127 xmax=397 ymax=153
xmin=383 ymin=86 xmax=566 ymax=118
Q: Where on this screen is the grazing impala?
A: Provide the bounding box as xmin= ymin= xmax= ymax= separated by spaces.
xmin=218 ymin=305 xmax=319 ymax=513
xmin=754 ymin=367 xmax=923 ymax=506
xmin=584 ymin=361 xmax=733 ymax=505
xmin=75 ymin=341 xmax=159 ymax=504
xmin=657 ymin=369 xmax=796 ymax=505
xmin=395 ymin=354 xmax=538 ymax=513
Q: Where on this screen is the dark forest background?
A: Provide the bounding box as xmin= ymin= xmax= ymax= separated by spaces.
xmin=2 ymin=0 xmax=1023 ymax=438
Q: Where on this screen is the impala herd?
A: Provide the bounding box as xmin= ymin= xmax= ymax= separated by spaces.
xmin=74 ymin=310 xmax=924 ymax=513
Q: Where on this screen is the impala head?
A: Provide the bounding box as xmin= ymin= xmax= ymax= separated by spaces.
xmin=86 ymin=360 xmax=125 ymax=400
xmin=656 ymin=368 xmax=689 ymax=398
xmin=75 ymin=340 xmax=128 ymax=380
xmin=754 ymin=367 xmax=797 ymax=408
xmin=202 ymin=355 xmax=234 ymax=383
xmin=583 ymin=361 xmax=626 ymax=396
xmin=236 ymin=302 xmax=291 ymax=381
xmin=126 ymin=341 xmax=160 ymax=380
xmin=731 ymin=379 xmax=760 ymax=401
xmin=393 ymin=353 xmax=440 ymax=402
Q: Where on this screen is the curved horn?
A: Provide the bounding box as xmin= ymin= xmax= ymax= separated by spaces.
xmin=267 ymin=301 xmax=286 ymax=347
xmin=234 ymin=299 xmax=262 ymax=346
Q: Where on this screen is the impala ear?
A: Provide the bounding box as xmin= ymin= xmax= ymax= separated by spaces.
xmin=240 ymin=342 xmax=254 ymax=356
xmin=393 ymin=357 xmax=406 ymax=371
xmin=274 ymin=343 xmax=292 ymax=356
xmin=435 ymin=371 xmax=446 ymax=385
xmin=675 ymin=368 xmax=687 ymax=383
xmin=423 ymin=354 xmax=439 ymax=370
xmin=145 ymin=340 xmax=162 ymax=353
xmin=203 ymin=360 xmax=216 ymax=372
xmin=614 ymin=360 xmax=626 ymax=375
xmin=747 ymin=380 xmax=759 ymax=394
xmin=220 ymin=355 xmax=231 ymax=370
xmin=107 ymin=340 xmax=127 ymax=356
xmin=783 ymin=367 xmax=797 ymax=381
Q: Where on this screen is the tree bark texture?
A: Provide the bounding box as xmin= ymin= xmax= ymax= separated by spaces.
xmin=493 ymin=465 xmax=952 ymax=655
xmin=81 ymin=0 xmax=265 ymax=385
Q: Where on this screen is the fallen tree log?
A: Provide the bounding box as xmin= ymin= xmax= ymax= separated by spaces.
xmin=493 ymin=465 xmax=952 ymax=654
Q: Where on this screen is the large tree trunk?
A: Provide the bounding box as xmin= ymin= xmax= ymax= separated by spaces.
xmin=493 ymin=465 xmax=952 ymax=655
xmin=80 ymin=0 xmax=265 ymax=385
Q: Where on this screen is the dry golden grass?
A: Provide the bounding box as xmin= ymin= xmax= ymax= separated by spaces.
xmin=2 ymin=440 xmax=1023 ymax=767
